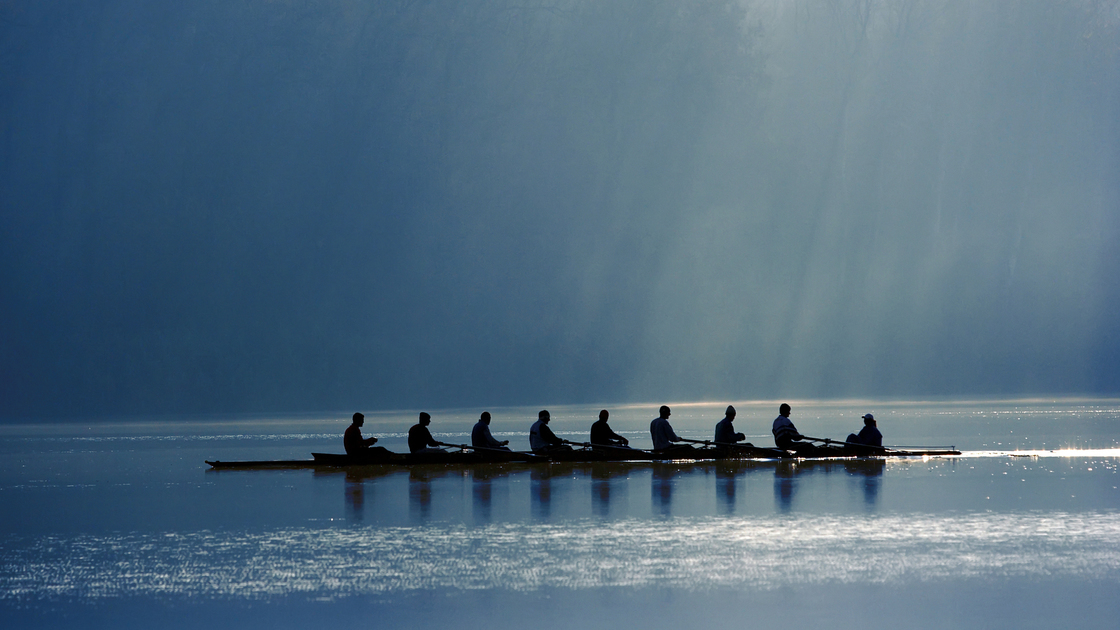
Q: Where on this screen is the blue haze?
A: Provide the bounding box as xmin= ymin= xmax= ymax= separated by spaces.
xmin=1 ymin=0 xmax=1119 ymax=420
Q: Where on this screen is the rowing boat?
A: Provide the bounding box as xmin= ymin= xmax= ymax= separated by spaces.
xmin=205 ymin=443 xmax=959 ymax=469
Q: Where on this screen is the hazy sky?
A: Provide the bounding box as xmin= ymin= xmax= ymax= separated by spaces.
xmin=2 ymin=0 xmax=1118 ymax=419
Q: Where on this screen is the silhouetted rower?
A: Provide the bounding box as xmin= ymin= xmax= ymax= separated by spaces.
xmin=650 ymin=406 xmax=695 ymax=455
xmin=408 ymin=412 xmax=444 ymax=453
xmin=772 ymin=403 xmax=816 ymax=455
xmin=714 ymin=405 xmax=749 ymax=447
xmin=590 ymin=409 xmax=629 ymax=447
xmin=344 ymin=412 xmax=391 ymax=458
xmin=472 ymin=411 xmax=511 ymax=451
xmin=529 ymin=410 xmax=572 ymax=454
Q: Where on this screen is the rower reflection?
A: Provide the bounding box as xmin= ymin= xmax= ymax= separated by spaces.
xmin=591 ymin=465 xmax=613 ymax=516
xmin=409 ymin=469 xmax=433 ymax=520
xmin=345 ymin=471 xmax=365 ymax=521
xmin=774 ymin=461 xmax=798 ymax=512
xmin=652 ymin=466 xmax=677 ymax=516
xmin=716 ymin=465 xmax=739 ymax=514
xmin=471 ymin=468 xmax=504 ymax=523
xmin=531 ymin=467 xmax=553 ymax=518
xmin=845 ymin=459 xmax=885 ymax=508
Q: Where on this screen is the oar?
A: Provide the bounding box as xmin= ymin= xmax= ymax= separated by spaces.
xmin=800 ymin=435 xmax=891 ymax=453
xmin=435 ymin=441 xmax=547 ymax=462
xmin=561 ymin=438 xmax=653 ymax=456
xmin=679 ymin=438 xmax=789 ymax=458
xmin=678 ymin=438 xmax=718 ymax=447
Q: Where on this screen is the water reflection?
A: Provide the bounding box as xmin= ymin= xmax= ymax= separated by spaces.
xmin=773 ymin=459 xmax=888 ymax=512
xmin=409 ymin=469 xmax=433 ymax=520
xmin=471 ymin=467 xmax=506 ymax=524
xmin=592 ymin=467 xmax=611 ymax=516
xmin=531 ymin=467 xmax=553 ymax=518
xmin=774 ymin=462 xmax=798 ymax=512
xmin=345 ymin=471 xmax=365 ymax=521
xmin=845 ymin=459 xmax=885 ymax=508
xmin=715 ymin=464 xmax=738 ymax=514
xmin=652 ymin=465 xmax=677 ymax=516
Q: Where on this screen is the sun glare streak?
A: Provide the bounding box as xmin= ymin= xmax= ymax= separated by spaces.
xmin=3 ymin=512 xmax=1118 ymax=600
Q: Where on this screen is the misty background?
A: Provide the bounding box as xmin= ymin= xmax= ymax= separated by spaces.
xmin=2 ymin=0 xmax=1118 ymax=420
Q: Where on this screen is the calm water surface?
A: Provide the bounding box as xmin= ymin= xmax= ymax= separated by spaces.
xmin=2 ymin=400 xmax=1119 ymax=628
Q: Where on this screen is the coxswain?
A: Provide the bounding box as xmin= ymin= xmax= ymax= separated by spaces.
xmin=846 ymin=413 xmax=883 ymax=447
xmin=529 ymin=410 xmax=572 ymax=454
xmin=472 ymin=411 xmax=511 ymax=451
xmin=650 ymin=405 xmax=694 ymax=455
xmin=408 ymin=412 xmax=444 ymax=453
xmin=590 ymin=409 xmax=629 ymax=447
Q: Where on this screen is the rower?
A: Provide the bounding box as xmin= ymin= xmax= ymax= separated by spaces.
xmin=650 ymin=405 xmax=695 ymax=455
xmin=344 ymin=412 xmax=391 ymax=457
xmin=472 ymin=411 xmax=511 ymax=451
xmin=408 ymin=412 xmax=444 ymax=453
xmin=529 ymin=410 xmax=572 ymax=454
xmin=846 ymin=413 xmax=883 ymax=447
xmin=772 ymin=403 xmax=816 ymax=455
xmin=714 ymin=405 xmax=750 ymax=449
xmin=590 ymin=409 xmax=629 ymax=448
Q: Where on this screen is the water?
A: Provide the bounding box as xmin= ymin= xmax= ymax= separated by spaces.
xmin=2 ymin=400 xmax=1119 ymax=628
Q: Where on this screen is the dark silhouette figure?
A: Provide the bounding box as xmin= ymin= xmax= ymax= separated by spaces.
xmin=846 ymin=413 xmax=883 ymax=447
xmin=650 ymin=405 xmax=695 ymax=456
xmin=472 ymin=411 xmax=510 ymax=450
xmin=408 ymin=412 xmax=443 ymax=453
xmin=771 ymin=403 xmax=820 ymax=455
xmin=529 ymin=410 xmax=572 ymax=454
xmin=344 ymin=412 xmax=392 ymax=458
xmin=714 ymin=405 xmax=751 ymax=453
xmin=590 ymin=409 xmax=629 ymax=447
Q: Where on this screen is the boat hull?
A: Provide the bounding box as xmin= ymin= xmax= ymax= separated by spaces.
xmin=205 ymin=445 xmax=958 ymax=469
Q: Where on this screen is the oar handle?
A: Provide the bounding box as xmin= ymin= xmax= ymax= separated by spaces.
xmin=561 ymin=438 xmax=655 ymax=456
xmin=562 ymin=438 xmax=637 ymax=452
xmin=435 ymin=441 xmax=543 ymax=459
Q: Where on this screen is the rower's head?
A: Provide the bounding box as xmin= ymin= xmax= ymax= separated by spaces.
xmin=419 ymin=412 xmax=431 ymax=426
xmin=725 ymin=405 xmax=736 ymax=419
xmin=659 ymin=405 xmax=671 ymax=419
xmin=780 ymin=403 xmax=791 ymax=417
xmin=539 ymin=409 xmax=550 ymax=423
xmin=862 ymin=413 xmax=876 ymax=426
xmin=352 ymin=412 xmax=364 ymax=426
xmin=599 ymin=409 xmax=609 ymax=421
xmin=481 ymin=411 xmax=491 ymax=424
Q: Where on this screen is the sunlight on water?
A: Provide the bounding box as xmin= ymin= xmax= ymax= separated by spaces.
xmin=4 ymin=512 xmax=1118 ymax=600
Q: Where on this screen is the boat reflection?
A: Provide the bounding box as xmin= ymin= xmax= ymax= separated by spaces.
xmin=774 ymin=459 xmax=886 ymax=512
